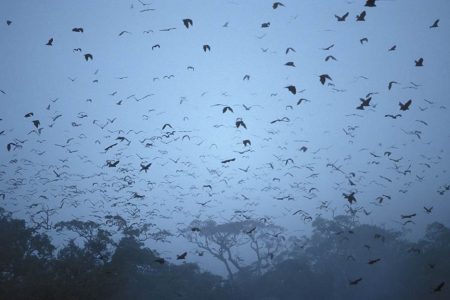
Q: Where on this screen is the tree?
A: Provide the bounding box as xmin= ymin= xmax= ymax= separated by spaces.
xmin=54 ymin=219 xmax=113 ymax=262
xmin=104 ymin=213 xmax=172 ymax=242
xmin=0 ymin=207 xmax=55 ymax=300
xmin=183 ymin=218 xmax=284 ymax=279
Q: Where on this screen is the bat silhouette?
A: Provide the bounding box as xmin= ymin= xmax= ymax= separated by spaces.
xmin=356 ymin=11 xmax=366 ymax=21
xmin=297 ymin=98 xmax=310 ymax=105
xmin=183 ymin=18 xmax=193 ymax=28
xmin=433 ymin=281 xmax=445 ymax=292
xmin=118 ymin=30 xmax=131 ymax=36
xmin=430 ymin=19 xmax=439 ymax=28
xmin=343 ymin=192 xmax=356 ymax=204
xmin=6 ymin=142 xmax=17 ymax=151
xmin=335 ymin=12 xmax=349 ymax=21
xmin=285 ymin=85 xmax=296 ymax=94
xmin=368 ymin=258 xmax=381 ymax=265
xmin=365 ymin=0 xmax=376 ymax=7
xmin=424 ymin=206 xmax=433 ymax=213
xmin=222 ymin=106 xmax=233 ymax=113
xmin=388 ymin=81 xmax=399 ymax=90
xmin=272 ymin=2 xmax=285 ymax=9
xmin=271 ymin=117 xmax=290 ymax=124
xmin=106 ymin=160 xmax=120 ymax=167
xmin=235 ymin=118 xmax=247 ymax=129
xmin=319 ymin=74 xmax=332 ymax=85
xmin=221 ymin=158 xmax=235 ymax=164
xmin=399 ymin=99 xmax=412 ymax=111
xmin=349 ymin=278 xmax=362 ymax=285
xmin=415 ymin=58 xmax=423 ymax=66
xmin=356 ymin=97 xmax=372 ymax=110
xmin=385 ymin=114 xmax=402 ymax=119
xmin=401 ymin=213 xmax=416 ymax=219
xmin=286 ymin=47 xmax=296 ymax=54
xmin=104 ymin=143 xmax=117 ymax=151
xmin=140 ymin=163 xmax=152 ymax=172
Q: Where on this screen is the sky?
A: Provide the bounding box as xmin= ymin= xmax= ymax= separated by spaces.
xmin=0 ymin=0 xmax=450 ymax=276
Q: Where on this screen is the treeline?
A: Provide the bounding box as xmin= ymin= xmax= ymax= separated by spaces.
xmin=0 ymin=207 xmax=448 ymax=299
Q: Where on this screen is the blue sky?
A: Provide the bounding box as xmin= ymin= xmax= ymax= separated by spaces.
xmin=1 ymin=0 xmax=450 ymax=275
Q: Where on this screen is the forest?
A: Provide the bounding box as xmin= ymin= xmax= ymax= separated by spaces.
xmin=1 ymin=206 xmax=448 ymax=300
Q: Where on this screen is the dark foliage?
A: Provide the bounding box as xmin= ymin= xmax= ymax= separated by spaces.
xmin=0 ymin=208 xmax=448 ymax=300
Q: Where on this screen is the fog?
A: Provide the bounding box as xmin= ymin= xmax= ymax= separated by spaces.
xmin=0 ymin=0 xmax=449 ymax=299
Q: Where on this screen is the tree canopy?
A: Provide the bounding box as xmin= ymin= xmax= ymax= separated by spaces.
xmin=0 ymin=207 xmax=448 ymax=300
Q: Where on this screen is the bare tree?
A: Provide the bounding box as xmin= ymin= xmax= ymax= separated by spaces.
xmin=30 ymin=204 xmax=57 ymax=230
xmin=183 ymin=219 xmax=284 ymax=279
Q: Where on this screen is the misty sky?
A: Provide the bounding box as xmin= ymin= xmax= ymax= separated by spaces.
xmin=1 ymin=0 xmax=449 ymax=275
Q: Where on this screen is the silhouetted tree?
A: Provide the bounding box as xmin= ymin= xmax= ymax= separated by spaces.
xmin=1 ymin=207 xmax=449 ymax=300
xmin=183 ymin=219 xmax=284 ymax=280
